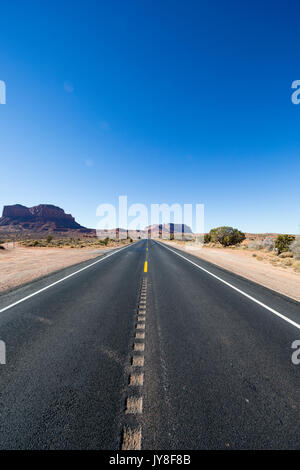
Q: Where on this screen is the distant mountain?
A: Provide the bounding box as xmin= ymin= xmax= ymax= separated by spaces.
xmin=0 ymin=204 xmax=95 ymax=236
xmin=0 ymin=204 xmax=194 ymax=239
xmin=97 ymin=223 xmax=194 ymax=239
xmin=146 ymin=223 xmax=193 ymax=237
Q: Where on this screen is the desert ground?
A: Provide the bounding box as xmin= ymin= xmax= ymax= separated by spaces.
xmin=0 ymin=243 xmax=123 ymax=293
xmin=163 ymin=240 xmax=300 ymax=302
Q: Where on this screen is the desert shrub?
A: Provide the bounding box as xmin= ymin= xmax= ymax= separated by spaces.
xmin=46 ymin=235 xmax=53 ymax=244
xmin=293 ymin=260 xmax=300 ymax=271
xmin=274 ymin=234 xmax=295 ymax=255
xmin=204 ymin=233 xmax=211 ymax=244
xmin=0 ymin=245 xmax=5 ymax=250
xmin=283 ymin=258 xmax=293 ymax=266
xmin=290 ymin=237 xmax=300 ymax=260
xmin=262 ymin=237 xmax=275 ymax=252
xmin=248 ymin=241 xmax=263 ymax=250
xmin=208 ymin=226 xmax=246 ymax=247
xmin=103 ymin=237 xmax=109 ymax=246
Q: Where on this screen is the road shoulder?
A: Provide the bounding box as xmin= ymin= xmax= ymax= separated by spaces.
xmin=160 ymin=240 xmax=300 ymax=303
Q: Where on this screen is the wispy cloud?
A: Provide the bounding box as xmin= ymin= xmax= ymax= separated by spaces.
xmin=64 ymin=81 xmax=74 ymax=93
xmin=84 ymin=159 xmax=94 ymax=167
xmin=98 ymin=120 xmax=110 ymax=131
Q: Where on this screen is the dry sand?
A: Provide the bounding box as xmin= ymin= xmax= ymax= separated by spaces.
xmin=163 ymin=241 xmax=300 ymax=302
xmin=0 ymin=244 xmax=114 ymax=294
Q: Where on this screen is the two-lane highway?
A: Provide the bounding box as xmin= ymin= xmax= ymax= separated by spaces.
xmin=0 ymin=239 xmax=299 ymax=449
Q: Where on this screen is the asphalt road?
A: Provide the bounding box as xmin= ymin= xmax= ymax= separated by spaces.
xmin=0 ymin=239 xmax=299 ymax=449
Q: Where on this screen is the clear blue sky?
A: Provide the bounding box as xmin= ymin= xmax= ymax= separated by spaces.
xmin=1 ymin=0 xmax=300 ymax=233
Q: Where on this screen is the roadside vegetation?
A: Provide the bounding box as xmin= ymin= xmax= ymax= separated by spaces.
xmin=204 ymin=226 xmax=245 ymax=246
xmin=168 ymin=227 xmax=300 ymax=273
xmin=204 ymin=229 xmax=300 ymax=272
xmin=18 ymin=236 xmax=133 ymax=249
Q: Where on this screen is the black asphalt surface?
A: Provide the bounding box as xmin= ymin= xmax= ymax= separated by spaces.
xmin=0 ymin=239 xmax=299 ymax=449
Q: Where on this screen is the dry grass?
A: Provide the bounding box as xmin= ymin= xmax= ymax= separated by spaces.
xmin=282 ymin=258 xmax=293 ymax=267
xmin=294 ymin=260 xmax=300 ymax=272
xmin=18 ymin=236 xmax=131 ymax=249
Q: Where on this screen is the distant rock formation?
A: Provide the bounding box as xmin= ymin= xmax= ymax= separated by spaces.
xmin=96 ymin=223 xmax=194 ymax=240
xmin=146 ymin=223 xmax=193 ymax=238
xmin=0 ymin=204 xmax=194 ymax=239
xmin=2 ymin=204 xmax=31 ymax=218
xmin=0 ymin=204 xmax=94 ymax=235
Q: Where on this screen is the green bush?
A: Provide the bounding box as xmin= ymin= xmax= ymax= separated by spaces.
xmin=208 ymin=226 xmax=246 ymax=247
xmin=274 ymin=234 xmax=295 ymax=255
xmin=204 ymin=233 xmax=211 ymax=244
xmin=46 ymin=235 xmax=53 ymax=244
xmin=103 ymin=237 xmax=109 ymax=246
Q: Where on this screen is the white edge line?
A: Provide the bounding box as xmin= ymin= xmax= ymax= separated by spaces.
xmin=0 ymin=243 xmax=134 ymax=313
xmin=157 ymin=241 xmax=300 ymax=330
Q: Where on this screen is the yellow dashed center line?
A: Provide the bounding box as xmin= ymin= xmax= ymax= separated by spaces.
xmin=132 ymin=355 xmax=144 ymax=367
xmin=122 ymin=264 xmax=149 ymax=451
xmin=134 ymin=342 xmax=145 ymax=351
xmin=129 ymin=373 xmax=144 ymax=386
xmin=121 ymin=427 xmax=142 ymax=450
xmin=126 ymin=397 xmax=143 ymax=414
xmin=135 ymin=331 xmax=145 ymax=339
